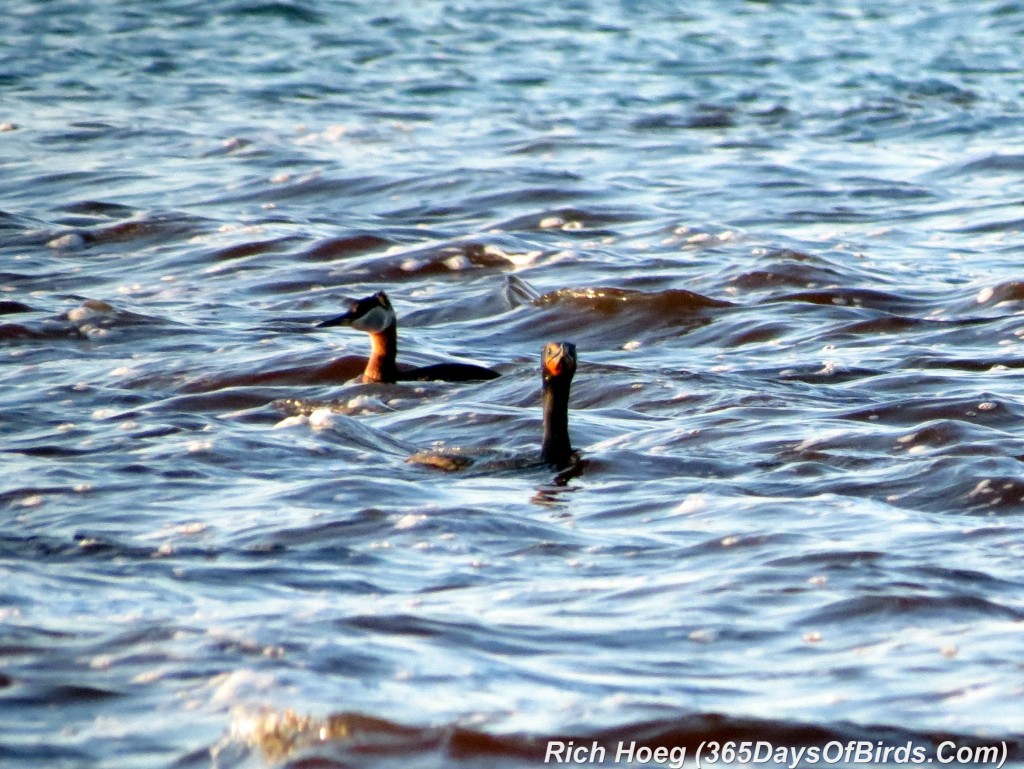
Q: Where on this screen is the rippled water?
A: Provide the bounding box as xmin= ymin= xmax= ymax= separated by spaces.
xmin=3 ymin=1 xmax=1024 ymax=767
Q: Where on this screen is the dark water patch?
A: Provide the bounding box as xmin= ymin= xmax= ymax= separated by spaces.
xmin=728 ymin=265 xmax=840 ymax=291
xmin=891 ymin=418 xmax=1012 ymax=450
xmin=2 ymin=682 xmax=125 ymax=706
xmin=766 ymin=288 xmax=921 ymax=313
xmin=962 ymin=475 xmax=1024 ymax=510
xmin=845 ymin=177 xmax=938 ymax=201
xmin=35 ymin=122 xmax=119 ymax=144
xmin=255 ymin=509 xmax=392 ymax=549
xmin=492 ymin=206 xmax=645 ymax=233
xmin=0 ymin=301 xmax=33 ymax=314
xmin=319 ymin=239 xmax=520 ymax=283
xmin=76 ymin=210 xmax=212 ymax=248
xmin=222 ymin=1 xmax=326 ymax=24
xmin=153 ymin=387 xmax=293 ymax=413
xmin=399 ymin=277 xmax=536 ymax=328
xmin=466 ymin=185 xmax=598 ymax=212
xmin=7 ymin=172 xmax=152 ymax=206
xmin=971 ymin=278 xmax=1024 ymax=307
xmin=206 ymin=235 xmax=306 ymax=262
xmin=767 ymin=550 xmax=887 ymax=570
xmin=300 ymin=233 xmax=393 ymax=262
xmin=537 ymin=286 xmax=731 ymax=317
xmin=0 ymin=743 xmax=96 ymax=765
xmin=689 ymin=315 xmax=790 ymax=347
xmin=0 ymin=487 xmax=94 ymax=515
xmin=0 ymin=322 xmax=74 ymax=342
xmin=57 ymin=199 xmax=138 ymax=220
xmin=0 ymin=529 xmax=172 ymax=562
xmin=505 ymin=137 xmax=611 ymax=156
xmin=180 ymin=357 xmax=366 ymax=393
xmin=821 ymin=454 xmax=1024 ymax=514
xmin=782 ymin=206 xmax=875 ymax=224
xmin=0 ymin=623 xmax=77 ymax=655
xmin=2 ymin=444 xmax=100 ymax=459
xmin=341 ymin=614 xmax=569 ymax=656
xmin=774 ymin=364 xmax=883 ymax=385
xmin=937 ymin=152 xmax=1024 ymax=178
xmin=717 ymin=248 xmax=901 ymax=296
xmin=203 ymin=173 xmax=394 ymax=206
xmin=909 ymin=564 xmax=1017 ymax=590
xmin=947 ymin=216 xmax=1024 ymax=235
xmin=383 ymin=202 xmax=484 ymax=225
xmin=0 ymin=210 xmax=47 ymax=232
xmin=808 ymin=593 xmax=1024 ymax=624
xmin=234 ymin=270 xmax=333 ymax=295
xmin=837 ymin=314 xmax=930 ymax=335
xmin=200 ymin=136 xmax=255 ymax=157
xmin=91 ymin=623 xmax=184 ymax=653
xmin=402 ymin=80 xmax=478 ymax=98
xmin=685 ymin=532 xmax=806 ymax=560
xmin=632 ymin=106 xmax=735 ymax=131
xmin=902 ymin=76 xmax=978 ymax=106
xmin=49 ymin=299 xmax=175 ymax=340
xmin=905 ymin=353 xmax=1024 ymax=372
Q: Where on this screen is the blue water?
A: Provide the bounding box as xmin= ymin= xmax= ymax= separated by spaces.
xmin=3 ymin=2 xmax=1024 ymax=767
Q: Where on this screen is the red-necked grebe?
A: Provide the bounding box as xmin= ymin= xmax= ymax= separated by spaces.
xmin=317 ymin=291 xmax=500 ymax=384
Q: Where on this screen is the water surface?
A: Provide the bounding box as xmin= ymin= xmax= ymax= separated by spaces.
xmin=2 ymin=1 xmax=1024 ymax=767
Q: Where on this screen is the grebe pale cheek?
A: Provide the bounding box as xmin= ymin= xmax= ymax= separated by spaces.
xmin=316 ymin=290 xmax=500 ymax=384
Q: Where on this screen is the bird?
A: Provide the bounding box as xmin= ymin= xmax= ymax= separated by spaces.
xmin=539 ymin=341 xmax=577 ymax=469
xmin=316 ymin=291 xmax=500 ymax=384
xmin=408 ymin=341 xmax=579 ymax=472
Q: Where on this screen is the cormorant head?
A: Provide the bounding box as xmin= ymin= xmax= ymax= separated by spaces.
xmin=542 ymin=341 xmax=577 ymax=386
xmin=317 ymin=291 xmax=396 ymax=334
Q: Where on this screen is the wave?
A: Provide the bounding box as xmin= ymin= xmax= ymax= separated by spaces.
xmin=229 ymin=708 xmax=1024 ymax=768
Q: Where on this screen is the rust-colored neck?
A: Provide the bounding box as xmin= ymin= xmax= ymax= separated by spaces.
xmin=362 ymin=323 xmax=399 ymax=383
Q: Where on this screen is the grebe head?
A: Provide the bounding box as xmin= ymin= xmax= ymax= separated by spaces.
xmin=542 ymin=341 xmax=577 ymax=385
xmin=318 ymin=291 xmax=396 ymax=334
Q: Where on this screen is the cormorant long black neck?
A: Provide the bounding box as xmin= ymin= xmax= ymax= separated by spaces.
xmin=539 ymin=341 xmax=576 ymax=469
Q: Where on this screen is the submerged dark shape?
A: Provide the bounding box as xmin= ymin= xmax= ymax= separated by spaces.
xmin=317 ymin=290 xmax=500 ymax=384
xmin=409 ymin=341 xmax=579 ymax=472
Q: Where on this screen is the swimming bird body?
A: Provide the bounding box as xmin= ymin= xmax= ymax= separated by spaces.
xmin=317 ymin=291 xmax=500 ymax=384
xmin=408 ymin=341 xmax=579 ymax=472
